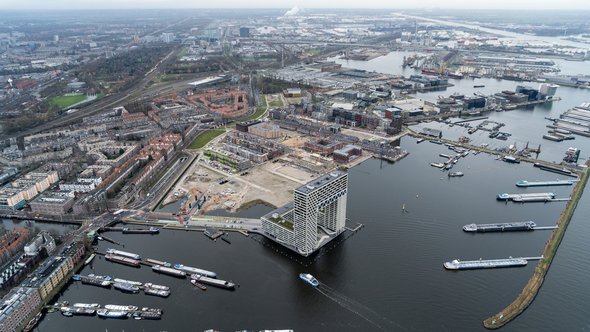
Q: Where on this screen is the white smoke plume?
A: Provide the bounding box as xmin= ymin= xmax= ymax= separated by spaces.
xmin=284 ymin=6 xmax=300 ymax=16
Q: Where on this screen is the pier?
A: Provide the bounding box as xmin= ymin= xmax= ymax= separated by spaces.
xmin=483 ymin=162 xmax=589 ymax=329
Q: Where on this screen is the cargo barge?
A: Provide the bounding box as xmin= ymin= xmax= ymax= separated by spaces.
xmin=144 ymin=288 xmax=170 ymax=297
xmin=105 ymin=249 xmax=141 ymax=260
xmin=444 ymin=257 xmax=528 ymax=270
xmin=173 ymin=264 xmax=217 ymax=278
xmin=533 ymin=163 xmax=577 ymax=177
xmin=113 ymin=282 xmax=140 ymax=293
xmin=105 ymin=254 xmax=141 ymax=267
xmin=516 ymin=180 xmax=576 ymax=187
xmin=497 ymin=192 xmax=555 ymax=201
xmin=152 ymin=265 xmax=186 ymax=278
xmin=463 ymin=221 xmax=536 ymax=232
xmin=73 ymin=275 xmax=112 ymax=288
xmin=61 ymin=307 xmax=96 ymax=316
xmin=190 ymin=274 xmax=235 ymax=290
xmin=122 ymin=227 xmax=159 ymax=234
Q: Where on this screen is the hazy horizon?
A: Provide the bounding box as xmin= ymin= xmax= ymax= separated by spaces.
xmin=3 ymin=0 xmax=590 ymax=11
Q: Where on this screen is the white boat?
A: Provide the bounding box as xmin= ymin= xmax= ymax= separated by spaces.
xmin=72 ymin=303 xmax=100 ymax=309
xmin=84 ymin=253 xmax=96 ymax=265
xmin=104 ymin=304 xmax=138 ymax=311
xmin=143 ymin=283 xmax=170 ymax=291
xmin=113 ymin=278 xmax=143 ymax=286
xmin=174 ymin=264 xmax=217 ymax=278
xmin=144 ymin=288 xmax=170 ymax=297
xmin=105 ymin=249 xmax=141 ymax=260
xmin=299 ymin=273 xmax=319 ymax=287
xmin=96 ymin=309 xmax=129 ymax=319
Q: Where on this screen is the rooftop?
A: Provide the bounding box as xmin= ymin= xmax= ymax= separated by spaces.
xmin=295 ymin=170 xmax=346 ymax=194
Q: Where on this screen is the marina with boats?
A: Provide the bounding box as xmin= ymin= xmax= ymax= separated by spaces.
xmin=46 ymin=302 xmax=163 ymax=320
xmin=72 ymin=274 xmax=171 ymax=297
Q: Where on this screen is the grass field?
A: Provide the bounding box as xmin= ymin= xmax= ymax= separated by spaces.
xmin=268 ymin=99 xmax=283 ymax=108
xmin=189 ymin=129 xmax=226 ymax=149
xmin=49 ymin=94 xmax=87 ymax=109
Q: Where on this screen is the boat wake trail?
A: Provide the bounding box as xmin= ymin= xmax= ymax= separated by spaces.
xmin=316 ymin=284 xmax=407 ymax=331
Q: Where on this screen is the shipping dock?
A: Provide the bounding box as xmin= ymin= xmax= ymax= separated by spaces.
xmin=444 ymin=257 xmax=529 ymax=270
xmin=515 ymin=180 xmax=576 ymax=187
xmin=463 ymin=221 xmax=537 ymax=232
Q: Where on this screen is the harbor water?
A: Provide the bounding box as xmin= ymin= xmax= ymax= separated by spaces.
xmin=330 ymin=52 xmax=590 ymax=163
xmin=36 ymin=138 xmax=589 ymax=331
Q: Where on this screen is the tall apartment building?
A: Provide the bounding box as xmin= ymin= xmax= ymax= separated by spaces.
xmin=262 ymin=170 xmax=348 ymax=256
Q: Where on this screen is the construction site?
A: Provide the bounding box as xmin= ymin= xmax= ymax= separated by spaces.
xmin=159 ymin=121 xmax=379 ymax=216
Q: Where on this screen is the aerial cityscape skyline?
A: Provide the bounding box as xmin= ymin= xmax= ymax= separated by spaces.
xmin=3 ymin=1 xmax=590 ymax=10
xmin=0 ymin=4 xmax=589 ymax=332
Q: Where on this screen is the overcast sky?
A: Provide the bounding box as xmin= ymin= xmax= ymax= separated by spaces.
xmin=3 ymin=0 xmax=590 ymax=10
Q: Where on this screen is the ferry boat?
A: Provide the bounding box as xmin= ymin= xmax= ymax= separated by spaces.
xmin=152 ymin=265 xmax=186 ymax=278
xmin=191 ymin=279 xmax=207 ymax=290
xmin=299 ymin=273 xmax=319 ymax=287
xmin=72 ymin=303 xmax=100 ymax=309
xmin=23 ymin=312 xmax=42 ymax=332
xmin=104 ymin=304 xmax=138 ymax=311
xmin=84 ymin=253 xmax=96 ymax=265
xmin=113 ymin=282 xmax=140 ymax=293
xmin=444 ymin=257 xmax=528 ymax=270
xmin=143 ymin=283 xmax=170 ymax=291
xmin=105 ymin=254 xmax=141 ymax=267
xmin=144 ymin=288 xmax=170 ymax=297
xmin=106 ymin=249 xmax=141 ymax=260
xmin=114 ymin=278 xmax=143 ymax=286
xmin=96 ymin=309 xmax=129 ymax=319
xmin=463 ymin=221 xmax=536 ymax=232
xmin=173 ymin=264 xmax=217 ymax=278
xmin=191 ymin=274 xmax=235 ymax=290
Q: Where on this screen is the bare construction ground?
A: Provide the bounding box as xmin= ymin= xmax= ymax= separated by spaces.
xmin=173 ymin=158 xmax=320 ymax=214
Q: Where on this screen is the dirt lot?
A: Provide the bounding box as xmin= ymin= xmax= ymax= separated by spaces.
xmin=174 ymin=158 xmax=320 ymax=214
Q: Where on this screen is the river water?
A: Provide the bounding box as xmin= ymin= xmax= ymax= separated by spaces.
xmin=34 ymin=53 xmax=590 ymax=331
